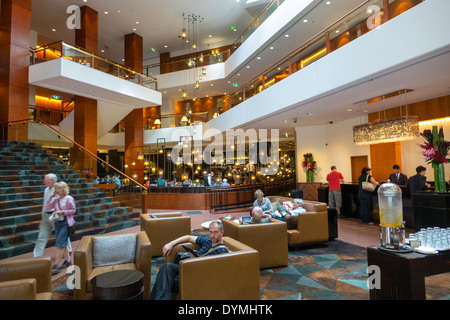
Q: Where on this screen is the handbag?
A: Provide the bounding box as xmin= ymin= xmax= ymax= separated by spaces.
xmin=362 ymin=175 xmax=376 ymax=192
xmin=49 ymin=198 xmax=64 ymax=222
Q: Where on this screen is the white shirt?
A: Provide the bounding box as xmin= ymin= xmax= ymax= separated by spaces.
xmin=42 ymin=187 xmax=54 ymax=214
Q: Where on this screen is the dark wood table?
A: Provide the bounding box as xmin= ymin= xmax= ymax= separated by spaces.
xmin=367 ymin=246 xmax=450 ymax=300
xmin=90 ymin=269 xmax=144 ymax=300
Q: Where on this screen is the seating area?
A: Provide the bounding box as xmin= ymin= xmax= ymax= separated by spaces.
xmin=0 ymin=141 xmax=140 ymax=259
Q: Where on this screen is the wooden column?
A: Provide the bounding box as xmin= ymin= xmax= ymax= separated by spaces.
xmin=71 ymin=5 xmax=98 ymax=175
xmin=124 ymin=33 xmax=144 ymax=183
xmin=0 ymin=0 xmax=32 ymax=141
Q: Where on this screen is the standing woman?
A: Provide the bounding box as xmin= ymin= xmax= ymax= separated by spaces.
xmin=358 ymin=167 xmax=379 ymax=224
xmin=45 ymin=181 xmax=76 ymax=273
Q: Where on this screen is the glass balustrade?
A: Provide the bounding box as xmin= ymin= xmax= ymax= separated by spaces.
xmin=30 ymin=41 xmax=157 ymax=90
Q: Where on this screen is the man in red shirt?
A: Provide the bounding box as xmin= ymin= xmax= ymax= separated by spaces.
xmin=326 ymin=166 xmax=345 ymax=218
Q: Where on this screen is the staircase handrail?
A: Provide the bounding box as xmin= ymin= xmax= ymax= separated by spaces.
xmin=35 ymin=117 xmax=148 ymax=191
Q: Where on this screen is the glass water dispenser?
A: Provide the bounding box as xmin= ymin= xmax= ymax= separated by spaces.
xmin=378 ymin=181 xmax=413 ymax=252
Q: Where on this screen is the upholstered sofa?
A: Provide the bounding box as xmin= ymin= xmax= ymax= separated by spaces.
xmin=73 ymin=231 xmax=152 ymax=300
xmin=165 ymin=236 xmax=260 ymax=300
xmin=140 ymin=212 xmax=191 ymax=257
xmin=222 ymin=218 xmax=288 ymax=269
xmin=0 ymin=257 xmax=53 ymax=300
xmin=267 ymin=196 xmax=329 ymax=247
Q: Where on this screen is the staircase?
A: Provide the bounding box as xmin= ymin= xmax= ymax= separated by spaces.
xmin=0 ymin=140 xmax=140 ymax=259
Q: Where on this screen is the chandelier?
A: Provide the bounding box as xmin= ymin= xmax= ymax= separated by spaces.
xmin=353 ymin=89 xmax=419 ymax=145
xmin=353 ymin=116 xmax=420 ymax=145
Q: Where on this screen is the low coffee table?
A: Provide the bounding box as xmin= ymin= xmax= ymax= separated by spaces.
xmin=90 ymin=269 xmax=144 ymax=300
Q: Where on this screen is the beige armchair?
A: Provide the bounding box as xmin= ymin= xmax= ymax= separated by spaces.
xmin=73 ymin=231 xmax=152 ymax=300
xmin=0 ymin=257 xmax=52 ymax=300
xmin=267 ymin=196 xmax=329 ymax=246
xmin=222 ymin=218 xmax=288 ymax=269
xmin=165 ymin=236 xmax=260 ymax=300
xmin=140 ymin=212 xmax=191 ymax=257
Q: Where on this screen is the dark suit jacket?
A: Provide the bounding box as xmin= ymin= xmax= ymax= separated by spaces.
xmin=407 ymin=173 xmax=429 ymax=193
xmin=388 ymin=172 xmax=408 ymax=185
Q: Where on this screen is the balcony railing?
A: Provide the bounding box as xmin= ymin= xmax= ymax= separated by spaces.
xmin=30 ymin=41 xmax=158 ymax=90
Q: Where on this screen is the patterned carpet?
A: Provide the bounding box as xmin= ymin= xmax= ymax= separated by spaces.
xmin=50 ymin=239 xmax=449 ymax=300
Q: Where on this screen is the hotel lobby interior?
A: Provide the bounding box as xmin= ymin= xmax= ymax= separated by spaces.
xmin=0 ymin=0 xmax=449 ymax=304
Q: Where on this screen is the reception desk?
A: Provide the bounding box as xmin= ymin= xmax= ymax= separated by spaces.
xmin=411 ymin=191 xmax=450 ymax=231
xmin=318 ymin=183 xmax=414 ymax=228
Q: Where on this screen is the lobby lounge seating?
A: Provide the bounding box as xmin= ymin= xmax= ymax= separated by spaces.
xmin=165 ymin=236 xmax=260 ymax=300
xmin=0 ymin=257 xmax=52 ymax=300
xmin=140 ymin=212 xmax=191 ymax=257
xmin=73 ymin=231 xmax=152 ymax=300
xmin=222 ymin=218 xmax=288 ymax=269
xmin=267 ymin=196 xmax=329 ymax=247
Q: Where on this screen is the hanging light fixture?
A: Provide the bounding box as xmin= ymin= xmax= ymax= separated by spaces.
xmin=195 ymin=80 xmax=200 ymax=89
xmin=181 ymin=28 xmax=187 ymax=39
xmin=353 ymin=89 xmax=419 ymax=145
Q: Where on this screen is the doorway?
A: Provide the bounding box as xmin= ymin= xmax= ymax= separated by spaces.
xmin=351 ymin=156 xmax=368 ymax=182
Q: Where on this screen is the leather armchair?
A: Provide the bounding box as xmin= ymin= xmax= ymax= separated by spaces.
xmin=140 ymin=212 xmax=191 ymax=257
xmin=268 ymin=196 xmax=329 ymax=246
xmin=0 ymin=257 xmax=52 ymax=300
xmin=73 ymin=231 xmax=152 ymax=300
xmin=222 ymin=218 xmax=288 ymax=269
xmin=165 ymin=236 xmax=260 ymax=300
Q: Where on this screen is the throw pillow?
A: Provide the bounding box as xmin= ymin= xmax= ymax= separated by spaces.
xmin=93 ymin=233 xmax=137 ymax=268
xmin=283 ymin=201 xmax=293 ymax=209
xmin=276 ymin=204 xmax=286 ymax=212
xmin=285 ymin=215 xmax=298 ymax=230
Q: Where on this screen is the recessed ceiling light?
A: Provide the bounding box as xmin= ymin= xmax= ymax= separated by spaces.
xmin=246 ymin=65 xmax=250 ymax=68
xmin=83 ymin=0 xmax=87 ymax=2
xmin=284 ymin=34 xmax=289 ymax=37
xmin=347 ymin=109 xmax=352 ymax=112
xmin=117 ymin=10 xmax=120 ymax=13
xmin=136 ymin=21 xmax=139 ymax=24
xmin=335 ymin=30 xmax=340 ymax=33
xmin=209 ymin=35 xmax=212 ymax=37
xmin=257 ymin=57 xmax=261 ymax=60
xmin=104 ymin=11 xmax=109 ymax=14
xmin=101 ymin=49 xmax=105 ymax=53
xmin=164 ymin=45 xmax=168 ymax=48
xmin=133 ymin=28 xmax=137 ymax=31
xmin=237 ymin=73 xmax=240 ymax=76
xmin=303 ymin=19 xmax=308 ymax=23
xmin=269 ymin=46 xmax=274 ymax=49
xmin=51 ymin=28 xmax=56 ymax=32
xmin=326 ymin=1 xmax=332 ymax=4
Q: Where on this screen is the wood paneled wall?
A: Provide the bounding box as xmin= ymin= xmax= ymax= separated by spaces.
xmin=368 ymin=95 xmax=450 ymax=181
xmin=0 ymin=0 xmax=32 ymax=141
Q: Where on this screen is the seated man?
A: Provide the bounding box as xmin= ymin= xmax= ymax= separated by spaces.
xmin=150 ymin=220 xmax=229 ymax=300
xmin=241 ymin=207 xmax=272 ymax=224
xmin=278 ymin=199 xmax=306 ymax=216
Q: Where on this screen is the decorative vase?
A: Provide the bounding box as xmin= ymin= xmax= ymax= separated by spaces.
xmin=306 ymin=170 xmax=314 ymax=183
xmin=433 ymin=163 xmax=446 ymax=192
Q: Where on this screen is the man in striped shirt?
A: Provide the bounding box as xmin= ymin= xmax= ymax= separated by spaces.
xmin=150 ymin=220 xmax=229 ymax=300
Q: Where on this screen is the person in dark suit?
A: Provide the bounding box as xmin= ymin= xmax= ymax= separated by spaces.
xmin=388 ymin=164 xmax=408 ymax=185
xmin=407 ymin=165 xmax=431 ymax=193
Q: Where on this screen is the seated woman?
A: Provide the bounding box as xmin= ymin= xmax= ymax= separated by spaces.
xmin=253 ymin=189 xmax=274 ymax=216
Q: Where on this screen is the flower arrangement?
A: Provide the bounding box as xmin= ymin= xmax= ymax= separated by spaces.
xmin=420 ymin=126 xmax=450 ymax=192
xmin=302 ymin=153 xmax=316 ymax=182
xmin=83 ymin=168 xmax=94 ymax=179
xmin=420 ymin=127 xmax=450 ymax=166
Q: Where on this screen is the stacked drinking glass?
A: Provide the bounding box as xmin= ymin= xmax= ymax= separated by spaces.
xmin=408 ymin=227 xmax=450 ymax=251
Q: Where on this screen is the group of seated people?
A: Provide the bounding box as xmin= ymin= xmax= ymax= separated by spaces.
xmin=252 ymin=189 xmax=305 ymax=221
xmin=92 ymin=174 xmax=122 ymax=192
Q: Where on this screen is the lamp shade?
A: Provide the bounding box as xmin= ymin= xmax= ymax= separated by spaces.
xmin=154 ymin=119 xmax=161 ymax=125
xmin=181 ymin=116 xmax=189 ymax=122
xmin=353 ymin=116 xmax=420 ymax=145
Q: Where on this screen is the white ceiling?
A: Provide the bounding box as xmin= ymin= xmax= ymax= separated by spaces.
xmin=29 ymin=0 xmax=450 ymax=141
